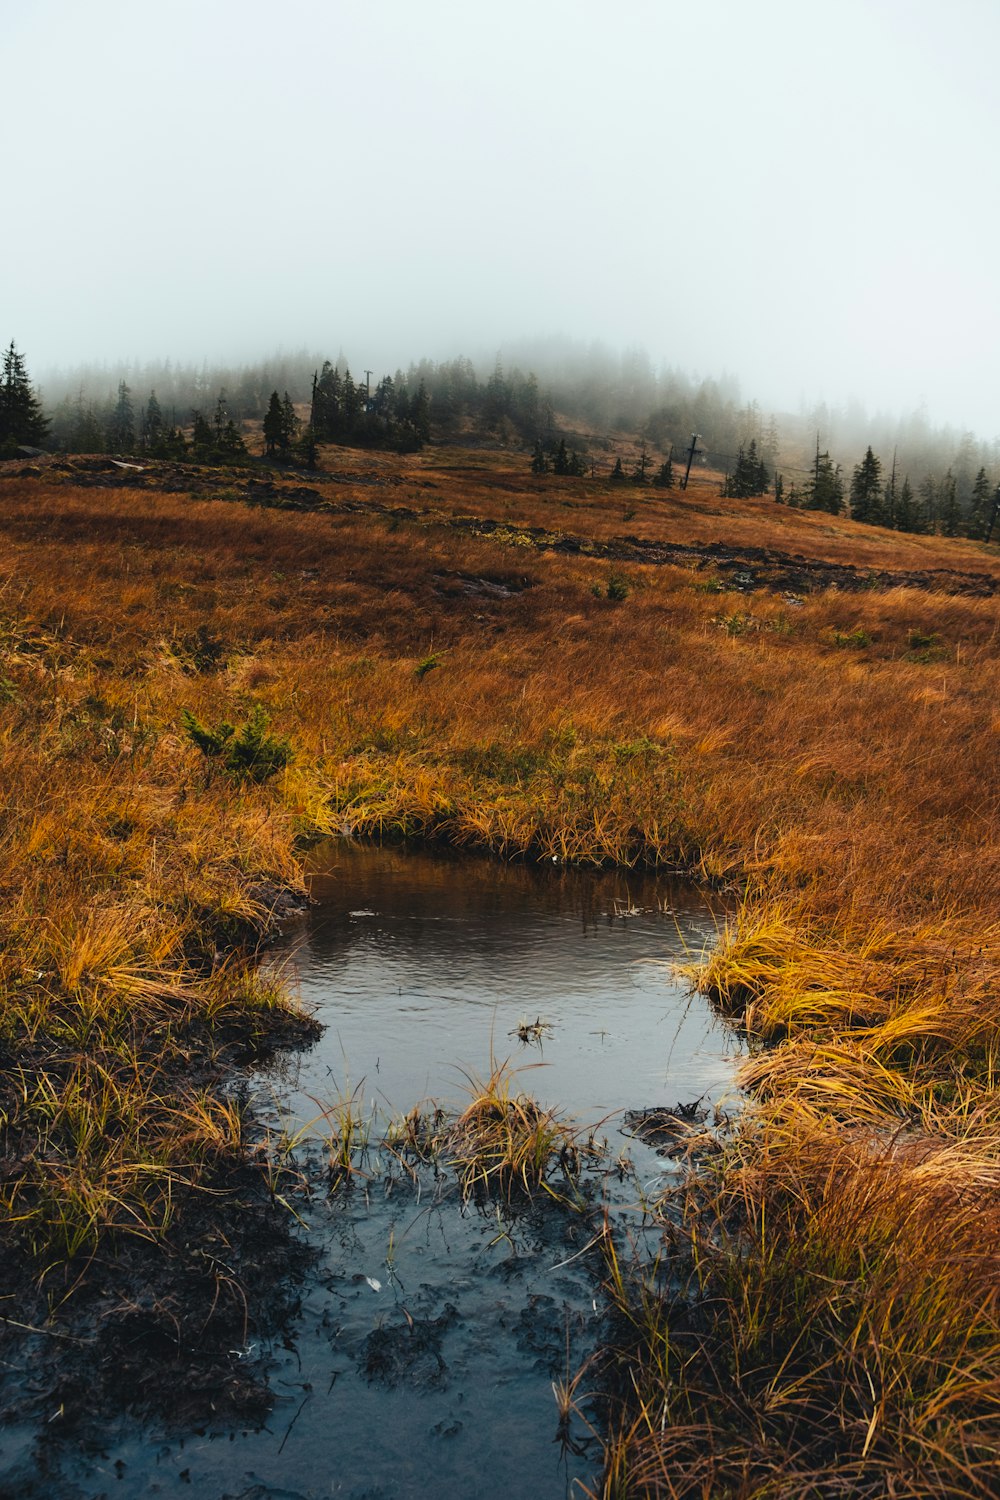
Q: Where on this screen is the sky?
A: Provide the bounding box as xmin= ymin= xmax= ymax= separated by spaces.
xmin=4 ymin=0 xmax=999 ymax=438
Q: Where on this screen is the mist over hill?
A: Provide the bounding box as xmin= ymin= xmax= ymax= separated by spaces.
xmin=36 ymin=336 xmax=999 ymax=516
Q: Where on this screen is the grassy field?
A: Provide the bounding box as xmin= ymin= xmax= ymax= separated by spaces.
xmin=2 ymin=447 xmax=1000 ymax=1492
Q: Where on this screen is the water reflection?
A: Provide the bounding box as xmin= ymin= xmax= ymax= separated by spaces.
xmin=272 ymin=840 xmax=742 ymax=1126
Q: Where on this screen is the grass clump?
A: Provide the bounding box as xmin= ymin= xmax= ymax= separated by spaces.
xmin=448 ymin=1059 xmax=583 ymax=1203
xmin=598 ymin=1107 xmax=1000 ymax=1498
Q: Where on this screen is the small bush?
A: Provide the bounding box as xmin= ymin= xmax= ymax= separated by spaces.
xmin=182 ymin=705 xmax=292 ymax=782
xmin=832 ymin=628 xmax=871 ymax=649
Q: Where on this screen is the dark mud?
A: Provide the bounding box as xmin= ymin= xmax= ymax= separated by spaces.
xmin=5 ymin=454 xmax=997 ymax=598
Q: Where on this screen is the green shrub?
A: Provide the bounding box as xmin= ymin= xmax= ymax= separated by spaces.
xmin=182 ymin=705 xmax=292 ymax=782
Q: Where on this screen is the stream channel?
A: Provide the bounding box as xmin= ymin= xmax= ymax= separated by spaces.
xmin=8 ymin=841 xmax=745 ymax=1500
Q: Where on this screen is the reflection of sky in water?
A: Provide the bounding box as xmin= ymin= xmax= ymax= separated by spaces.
xmin=267 ymin=841 xmax=744 ymax=1129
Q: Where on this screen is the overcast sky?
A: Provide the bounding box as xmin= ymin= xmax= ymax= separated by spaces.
xmin=5 ymin=0 xmax=999 ymax=437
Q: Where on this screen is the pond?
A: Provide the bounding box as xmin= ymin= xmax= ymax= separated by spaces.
xmin=4 ymin=843 xmax=744 ymax=1500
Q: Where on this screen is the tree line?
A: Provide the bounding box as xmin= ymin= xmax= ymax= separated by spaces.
xmin=6 ymin=338 xmax=998 ymax=539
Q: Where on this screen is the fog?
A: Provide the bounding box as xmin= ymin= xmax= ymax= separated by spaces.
xmin=5 ymin=0 xmax=999 ymax=440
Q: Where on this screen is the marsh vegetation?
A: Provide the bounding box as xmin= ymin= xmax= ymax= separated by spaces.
xmin=1 ymin=444 xmax=1000 ymax=1494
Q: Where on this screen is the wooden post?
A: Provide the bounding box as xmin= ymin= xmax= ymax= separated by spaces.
xmin=681 ymin=433 xmax=701 ymax=490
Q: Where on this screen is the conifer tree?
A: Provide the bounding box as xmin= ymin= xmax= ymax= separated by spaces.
xmin=143 ymin=390 xmax=164 ymax=451
xmin=895 ymin=476 xmax=924 ymax=533
xmin=653 ymin=456 xmax=674 ymax=489
xmin=0 ymin=341 xmax=49 ymax=452
xmin=968 ymin=467 xmax=991 ymax=539
xmin=849 ymin=446 xmax=883 ymax=525
xmin=191 ymin=410 xmax=214 ymax=453
xmin=882 ymin=449 xmax=899 ymax=529
xmin=409 ymin=381 xmax=431 ymax=444
xmin=530 ymin=439 xmax=548 ymax=474
xmin=723 ymin=439 xmax=769 ymax=498
xmin=263 ymin=391 xmax=283 ymax=456
xmin=106 ymin=380 xmax=135 ymax=453
xmin=805 ymin=440 xmax=844 ymax=514
xmin=279 ymin=392 xmax=298 ymax=451
xmin=940 ymin=471 xmax=961 ymax=537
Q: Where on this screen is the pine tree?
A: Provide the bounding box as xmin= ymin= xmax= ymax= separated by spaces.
xmin=805 ymin=440 xmax=844 ymax=514
xmin=940 ymin=470 xmax=961 ymax=537
xmin=895 ymin=476 xmax=924 ymax=533
xmin=0 ymin=341 xmax=49 ymax=452
xmin=882 ymin=449 xmax=899 ymax=529
xmin=409 ymin=381 xmax=431 ymax=444
xmin=191 ymin=410 xmax=214 ymax=453
xmin=653 ymin=456 xmax=674 ymax=489
xmin=723 ymin=439 xmax=769 ymax=498
xmin=143 ymin=390 xmax=164 ymax=451
xmin=279 ymin=392 xmax=298 ymax=451
xmin=849 ymin=446 xmax=883 ymax=525
xmin=263 ymin=391 xmax=283 ymax=456
xmin=530 ymin=439 xmax=548 ymax=475
xmin=553 ymin=438 xmax=571 ymax=475
xmin=773 ymin=472 xmax=784 ymax=504
xmin=106 ymin=380 xmax=135 ymax=453
xmin=342 ymin=368 xmax=360 ymax=432
xmin=967 ymin=467 xmax=991 ymax=539
xmin=609 ymin=457 xmax=626 ymax=482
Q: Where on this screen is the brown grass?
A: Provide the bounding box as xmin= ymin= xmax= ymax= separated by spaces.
xmin=2 ymin=450 xmax=1000 ymax=1487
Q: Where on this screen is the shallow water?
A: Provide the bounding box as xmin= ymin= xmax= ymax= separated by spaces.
xmin=272 ymin=841 xmax=739 ymax=1127
xmin=2 ymin=843 xmax=744 ymax=1500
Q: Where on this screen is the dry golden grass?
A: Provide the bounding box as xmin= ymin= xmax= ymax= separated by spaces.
xmin=3 ymin=451 xmax=1000 ymax=1487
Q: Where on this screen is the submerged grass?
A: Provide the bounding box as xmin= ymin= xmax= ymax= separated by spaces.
xmin=2 ymin=452 xmax=1000 ymax=1486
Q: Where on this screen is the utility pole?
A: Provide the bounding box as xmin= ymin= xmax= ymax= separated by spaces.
xmin=681 ymin=433 xmax=701 ymax=490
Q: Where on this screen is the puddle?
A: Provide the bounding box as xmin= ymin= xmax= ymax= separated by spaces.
xmin=1 ymin=842 xmax=743 ymax=1500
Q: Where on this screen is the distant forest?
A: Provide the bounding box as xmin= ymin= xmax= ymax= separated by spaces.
xmin=3 ymin=337 xmax=998 ymax=540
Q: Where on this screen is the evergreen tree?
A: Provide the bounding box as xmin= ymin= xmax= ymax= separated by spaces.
xmin=263 ymin=390 xmax=283 ymax=456
xmin=773 ymin=472 xmax=784 ymax=504
xmin=895 ymin=476 xmax=924 ymax=533
xmin=279 ymin=392 xmax=298 ymax=451
xmin=723 ymin=438 xmax=769 ymax=498
xmin=849 ymin=446 xmax=883 ymax=525
xmin=882 ymin=450 xmax=899 ymax=529
xmin=0 ymin=341 xmax=49 ymax=452
xmin=409 ymin=381 xmax=431 ymax=444
xmin=653 ymin=453 xmax=677 ymax=489
xmin=553 ymin=438 xmax=571 ymax=475
xmin=967 ymin=467 xmax=991 ymax=539
xmin=213 ymin=391 xmax=229 ymax=445
xmin=191 ymin=409 xmax=214 ymax=453
xmin=609 ymin=457 xmax=626 ymax=482
xmin=341 ymin=368 xmax=361 ymax=431
xmin=530 ymin=439 xmax=548 ymax=475
xmin=805 ymin=440 xmax=844 ymax=514
xmin=143 ymin=390 xmax=164 ymax=451
xmin=58 ymin=387 xmax=103 ymax=453
xmin=106 ymin=380 xmax=135 ymax=453
xmin=940 ymin=470 xmax=961 ymax=537
xmin=918 ymin=475 xmax=939 ymax=531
